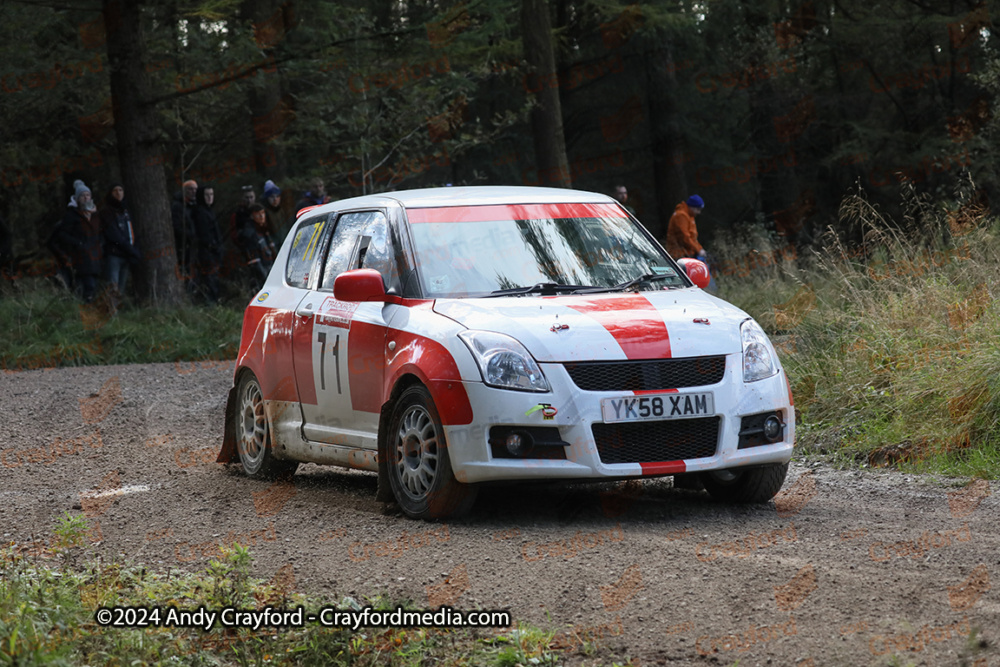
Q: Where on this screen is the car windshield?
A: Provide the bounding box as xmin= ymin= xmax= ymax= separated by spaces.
xmin=405 ymin=203 xmax=687 ymax=297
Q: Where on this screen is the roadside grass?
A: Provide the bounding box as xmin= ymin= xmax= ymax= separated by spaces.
xmin=0 ymin=278 xmax=243 ymax=371
xmin=715 ymin=183 xmax=1000 ymax=478
xmin=1 ymin=514 xmax=572 ymax=667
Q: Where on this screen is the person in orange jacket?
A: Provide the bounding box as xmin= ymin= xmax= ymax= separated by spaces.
xmin=665 ymin=195 xmax=706 ymax=260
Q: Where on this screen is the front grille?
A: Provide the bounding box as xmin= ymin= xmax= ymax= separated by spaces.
xmin=592 ymin=417 xmax=720 ymax=464
xmin=564 ymin=356 xmax=726 ymax=392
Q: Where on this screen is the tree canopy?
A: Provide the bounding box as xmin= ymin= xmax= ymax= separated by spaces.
xmin=1 ymin=0 xmax=997 ymax=302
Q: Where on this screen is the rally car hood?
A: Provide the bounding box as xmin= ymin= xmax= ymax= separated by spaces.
xmin=433 ymin=288 xmax=748 ymax=362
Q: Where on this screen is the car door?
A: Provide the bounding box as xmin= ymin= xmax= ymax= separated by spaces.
xmin=292 ymin=209 xmax=401 ymax=448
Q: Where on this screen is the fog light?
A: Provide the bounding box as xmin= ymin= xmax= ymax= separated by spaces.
xmin=763 ymin=415 xmax=782 ymax=441
xmin=506 ymin=431 xmax=533 ymax=457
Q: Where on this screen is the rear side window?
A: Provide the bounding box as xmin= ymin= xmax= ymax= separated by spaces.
xmin=285 ymin=215 xmax=329 ymax=288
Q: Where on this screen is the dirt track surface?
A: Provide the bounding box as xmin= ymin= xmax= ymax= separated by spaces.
xmin=1 ymin=362 xmax=998 ymax=666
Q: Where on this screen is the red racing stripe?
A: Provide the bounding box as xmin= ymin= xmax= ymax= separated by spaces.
xmin=563 ymin=294 xmax=672 ymax=360
xmin=639 ymin=461 xmax=686 ymax=475
xmin=348 ymin=321 xmax=386 ymax=414
xmin=405 ymin=203 xmax=626 ymax=223
xmin=348 ymin=322 xmax=474 ymax=425
xmin=239 ymin=305 xmax=300 ymax=403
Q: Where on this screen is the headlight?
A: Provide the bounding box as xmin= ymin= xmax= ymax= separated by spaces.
xmin=458 ymin=330 xmax=551 ymax=392
xmin=741 ymin=319 xmax=779 ymax=382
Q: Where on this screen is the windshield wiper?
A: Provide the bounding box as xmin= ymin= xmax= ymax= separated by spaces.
xmin=574 ymin=273 xmax=678 ymax=294
xmin=485 ymin=282 xmax=593 ymax=297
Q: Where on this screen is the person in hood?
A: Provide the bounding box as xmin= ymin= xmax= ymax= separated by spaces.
xmin=99 ymin=183 xmax=141 ymax=306
xmin=51 ymin=179 xmax=103 ymax=302
xmin=192 ymin=184 xmax=223 ymax=304
xmin=665 ymin=195 xmax=706 ymax=260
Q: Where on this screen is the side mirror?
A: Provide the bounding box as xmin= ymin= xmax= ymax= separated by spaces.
xmin=334 ymin=269 xmax=387 ymax=302
xmin=676 ymin=258 xmax=710 ymax=289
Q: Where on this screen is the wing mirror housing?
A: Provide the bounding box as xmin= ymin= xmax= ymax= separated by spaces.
xmin=676 ymin=258 xmax=711 ymax=289
xmin=334 ymin=269 xmax=388 ymax=302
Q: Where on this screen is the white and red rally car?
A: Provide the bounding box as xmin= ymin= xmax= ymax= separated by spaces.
xmin=218 ymin=186 xmax=794 ymax=519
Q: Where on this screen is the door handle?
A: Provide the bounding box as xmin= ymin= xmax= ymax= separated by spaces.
xmin=295 ymin=303 xmax=314 ymax=318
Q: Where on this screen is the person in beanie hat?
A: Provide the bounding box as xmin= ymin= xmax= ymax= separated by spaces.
xmin=665 ymin=194 xmax=706 ymax=260
xmin=263 ymin=179 xmax=281 ymax=201
xmin=51 ymin=179 xmax=103 ymax=302
xmin=262 ymin=179 xmax=289 ymax=241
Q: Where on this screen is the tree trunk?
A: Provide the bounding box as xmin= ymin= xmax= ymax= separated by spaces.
xmin=644 ymin=40 xmax=689 ymax=240
xmin=521 ymin=0 xmax=571 ymax=188
xmin=243 ymin=0 xmax=292 ymax=184
xmin=740 ymin=2 xmax=801 ymax=242
xmin=103 ymin=0 xmax=183 ymax=305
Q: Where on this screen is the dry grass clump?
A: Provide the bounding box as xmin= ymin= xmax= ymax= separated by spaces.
xmin=716 ymin=181 xmax=1000 ymax=477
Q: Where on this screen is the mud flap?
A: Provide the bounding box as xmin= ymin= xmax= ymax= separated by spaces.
xmin=217 ymin=385 xmax=239 ymax=463
xmin=375 ymin=402 xmax=394 ymax=502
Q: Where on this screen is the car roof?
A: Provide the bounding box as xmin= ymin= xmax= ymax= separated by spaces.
xmin=301 ymin=186 xmax=617 ymax=218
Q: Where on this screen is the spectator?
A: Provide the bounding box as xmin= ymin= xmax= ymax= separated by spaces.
xmin=99 ymin=183 xmax=141 ymax=308
xmin=296 ymin=177 xmax=328 ymax=213
xmin=52 ymin=179 xmax=103 ymax=302
xmin=666 ymin=194 xmax=706 ymax=260
xmin=262 ymin=179 xmax=289 ymax=242
xmin=171 ymin=179 xmax=198 ymax=281
xmin=229 ymin=184 xmax=256 ymax=248
xmin=666 ymin=194 xmax=715 ymax=291
xmin=192 ymin=184 xmax=223 ymax=304
xmin=239 ymin=203 xmax=277 ymax=290
xmin=612 ymin=184 xmax=636 ymax=216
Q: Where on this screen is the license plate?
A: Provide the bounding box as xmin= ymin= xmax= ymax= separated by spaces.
xmin=601 ymin=393 xmax=714 ymax=424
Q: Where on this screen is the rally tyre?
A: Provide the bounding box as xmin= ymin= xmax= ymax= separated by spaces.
xmin=700 ymin=463 xmax=789 ymax=504
xmin=387 ymin=385 xmax=477 ymax=520
xmin=235 ymin=372 xmax=298 ymax=479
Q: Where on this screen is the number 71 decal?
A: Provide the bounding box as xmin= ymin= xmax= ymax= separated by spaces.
xmin=317 ymin=331 xmax=342 ymax=394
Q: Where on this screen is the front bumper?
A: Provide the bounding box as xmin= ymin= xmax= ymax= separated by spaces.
xmin=444 ymin=354 xmax=794 ymax=484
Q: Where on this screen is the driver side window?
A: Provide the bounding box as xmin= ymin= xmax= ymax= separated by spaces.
xmin=320 ymin=211 xmax=399 ymax=293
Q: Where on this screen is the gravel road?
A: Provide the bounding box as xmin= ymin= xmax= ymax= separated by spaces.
xmin=1 ymin=362 xmax=997 ymax=666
